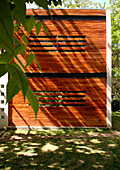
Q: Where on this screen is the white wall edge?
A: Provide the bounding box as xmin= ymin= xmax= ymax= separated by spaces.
xmin=0 ymin=73 xmax=8 ymax=129
xmin=106 ymin=9 xmax=112 ymax=128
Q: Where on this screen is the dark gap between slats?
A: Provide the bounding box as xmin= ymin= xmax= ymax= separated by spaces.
xmin=29 ymin=49 xmax=86 ymax=52
xmin=29 ymin=45 xmax=86 ymax=47
xmin=29 ymin=35 xmax=86 ymax=38
xmin=26 ymin=73 xmax=107 ymax=78
xmin=27 ymin=15 xmax=106 ymax=21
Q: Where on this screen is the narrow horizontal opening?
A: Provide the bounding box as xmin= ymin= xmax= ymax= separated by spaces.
xmin=38 ymin=99 xmax=86 ymax=102
xmin=29 ymin=45 xmax=86 ymax=47
xmin=27 ymin=15 xmax=106 ymax=21
xmin=34 ymin=91 xmax=86 ymax=94
xmin=26 ymin=73 xmax=107 ymax=78
xmin=32 ymin=90 xmax=86 ymax=107
xmin=29 ymin=36 xmax=57 ymax=38
xmin=34 ymin=91 xmax=58 ymax=93
xmin=37 ymin=95 xmax=57 ymax=97
xmin=29 ymin=49 xmax=86 ymax=52
xmin=58 ymin=40 xmax=86 ymax=42
xmin=39 ymin=99 xmax=57 ymax=102
xmin=58 ymin=95 xmax=86 ymax=98
xmin=29 ymin=40 xmax=86 ymax=43
xmin=38 ymin=104 xmax=86 ymax=107
xmin=29 ymin=40 xmax=57 ymax=42
xmin=58 ymin=104 xmax=86 ymax=107
xmin=29 ymin=35 xmax=86 ymax=38
xmin=58 ymin=100 xmax=86 ymax=102
xmin=58 ymin=35 xmax=86 ymax=38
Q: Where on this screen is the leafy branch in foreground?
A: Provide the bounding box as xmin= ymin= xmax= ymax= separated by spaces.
xmin=0 ymin=0 xmax=61 ymax=118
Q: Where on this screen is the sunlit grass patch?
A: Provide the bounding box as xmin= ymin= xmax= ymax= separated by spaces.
xmin=0 ymin=111 xmax=120 ymax=169
xmin=14 ymin=129 xmax=29 ymax=135
xmin=90 ymin=139 xmax=101 ymax=144
xmin=41 ymin=143 xmax=59 ymax=152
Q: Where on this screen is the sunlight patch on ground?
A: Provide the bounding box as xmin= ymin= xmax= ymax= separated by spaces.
xmin=65 ymin=139 xmax=85 ymax=144
xmin=29 ymin=131 xmax=37 ymax=134
xmin=10 ymin=135 xmax=23 ymax=140
xmin=76 ymin=146 xmax=106 ymax=154
xmin=30 ymin=162 xmax=38 ymax=166
xmin=65 ymin=147 xmax=73 ymax=151
xmin=92 ymin=164 xmax=104 ymax=169
xmin=16 ymin=150 xmax=37 ymax=156
xmin=76 ymin=149 xmax=84 ymax=153
xmin=108 ymin=143 xmax=116 ymax=147
xmin=14 ymin=148 xmax=20 ymax=151
xmin=3 ymin=167 xmax=11 ymax=170
xmin=30 ymin=143 xmax=40 ymax=146
xmin=87 ymin=131 xmax=99 ymax=136
xmin=90 ymin=139 xmax=101 ymax=144
xmin=48 ymin=162 xmax=59 ymax=168
xmin=0 ymin=146 xmax=8 ymax=152
xmin=41 ymin=143 xmax=59 ymax=152
xmin=74 ymin=140 xmax=85 ymax=145
xmin=15 ymin=130 xmax=29 ymax=134
xmin=15 ymin=147 xmax=37 ymax=156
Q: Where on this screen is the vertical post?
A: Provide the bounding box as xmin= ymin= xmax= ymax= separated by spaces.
xmin=106 ymin=9 xmax=112 ymax=128
xmin=0 ymin=73 xmax=8 ymax=129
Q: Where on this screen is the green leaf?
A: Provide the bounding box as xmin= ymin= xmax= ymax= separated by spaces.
xmin=23 ymin=50 xmax=26 ymax=58
xmin=34 ymin=0 xmax=50 ymax=14
xmin=22 ymin=34 xmax=28 ymax=44
xmin=15 ymin=56 xmax=26 ymax=71
xmin=26 ymin=17 xmax=36 ymax=35
xmin=31 ymin=53 xmax=42 ymax=71
xmin=6 ymin=78 xmax=20 ymax=103
xmin=6 ymin=63 xmax=29 ymax=101
xmin=13 ymin=37 xmax=21 ymax=46
xmin=0 ymin=0 xmax=14 ymax=53
xmin=0 ymin=52 xmax=13 ymax=64
xmin=15 ymin=44 xmax=26 ymax=56
xmin=26 ymin=86 xmax=39 ymax=119
xmin=26 ymin=53 xmax=35 ymax=68
xmin=36 ymin=21 xmax=42 ymax=37
xmin=0 ymin=64 xmax=7 ymax=77
xmin=12 ymin=0 xmax=26 ymax=30
xmin=43 ymin=24 xmax=50 ymax=36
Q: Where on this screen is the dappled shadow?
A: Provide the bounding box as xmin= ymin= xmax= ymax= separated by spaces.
xmin=0 ymin=128 xmax=120 ymax=169
xmin=112 ymin=111 xmax=120 ymax=131
xmin=10 ymin=9 xmax=109 ymax=128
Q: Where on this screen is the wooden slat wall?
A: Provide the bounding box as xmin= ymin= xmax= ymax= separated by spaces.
xmin=9 ymin=9 xmax=107 ymax=127
xmin=27 ymin=9 xmax=106 ymax=16
xmin=9 ymin=78 xmax=106 ymax=127
xmin=16 ymin=19 xmax=106 ymax=73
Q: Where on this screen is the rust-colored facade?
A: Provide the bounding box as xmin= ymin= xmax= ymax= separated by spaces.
xmin=8 ymin=9 xmax=111 ymax=128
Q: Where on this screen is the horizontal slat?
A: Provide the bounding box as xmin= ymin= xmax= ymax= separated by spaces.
xmin=26 ymin=9 xmax=106 ymax=16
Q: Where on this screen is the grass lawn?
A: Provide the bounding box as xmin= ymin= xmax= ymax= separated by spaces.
xmin=0 ymin=111 xmax=120 ymax=170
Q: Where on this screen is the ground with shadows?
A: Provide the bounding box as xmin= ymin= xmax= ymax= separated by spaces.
xmin=0 ymin=111 xmax=120 ymax=170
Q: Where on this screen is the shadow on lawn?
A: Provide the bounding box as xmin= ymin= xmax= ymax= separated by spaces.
xmin=0 ymin=112 xmax=120 ymax=170
xmin=112 ymin=111 xmax=120 ymax=131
